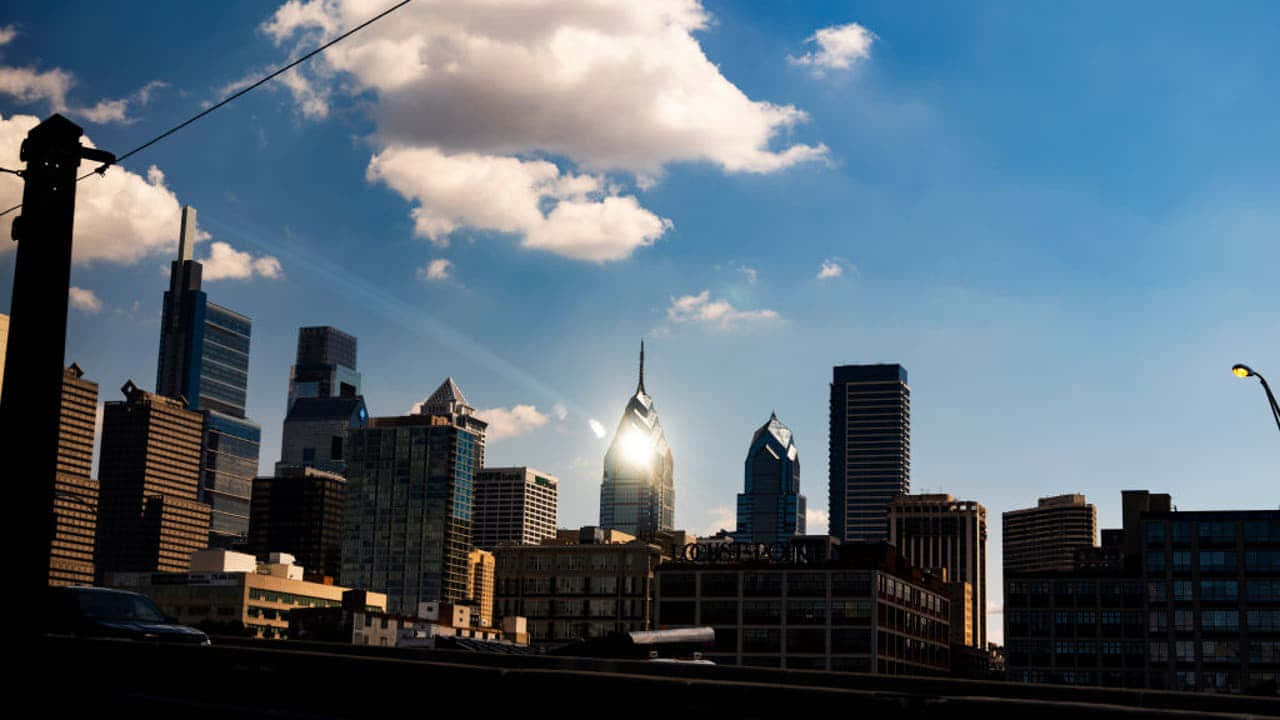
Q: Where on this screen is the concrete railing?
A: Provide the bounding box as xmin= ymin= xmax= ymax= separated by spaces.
xmin=36 ymin=635 xmax=1279 ymax=719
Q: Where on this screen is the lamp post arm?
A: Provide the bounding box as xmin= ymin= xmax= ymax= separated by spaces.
xmin=1255 ymin=373 xmax=1280 ymax=433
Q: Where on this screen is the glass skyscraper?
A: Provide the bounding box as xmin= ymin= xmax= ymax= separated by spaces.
xmin=599 ymin=342 xmax=674 ymax=537
xmin=287 ymin=326 xmax=361 ymax=410
xmin=155 ymin=206 xmax=261 ymax=548
xmin=828 ymin=364 xmax=910 ymax=544
xmin=277 ymin=326 xmax=367 ymax=475
xmin=734 ymin=412 xmax=805 ymax=545
xmin=341 ymin=378 xmax=486 ymax=615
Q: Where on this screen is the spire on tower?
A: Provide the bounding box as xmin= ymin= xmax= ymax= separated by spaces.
xmin=638 ymin=340 xmax=645 ymax=393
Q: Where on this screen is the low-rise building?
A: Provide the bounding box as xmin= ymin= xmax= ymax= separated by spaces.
xmin=494 ymin=526 xmax=665 ymax=644
xmin=654 ymin=539 xmax=951 ymax=674
xmin=289 ymin=594 xmax=525 ymax=648
xmin=108 ymin=549 xmax=374 ymax=639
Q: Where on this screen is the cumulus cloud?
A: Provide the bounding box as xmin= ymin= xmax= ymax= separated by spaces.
xmin=76 ymin=80 xmax=169 ymax=125
xmin=817 ymin=259 xmax=843 ymax=279
xmin=0 ymin=25 xmax=16 ymax=47
xmin=1 ymin=114 xmax=280 ymax=278
xmin=805 ymin=508 xmax=829 ymax=535
xmin=739 ymin=265 xmax=759 ymax=284
xmin=419 ymin=258 xmax=453 ymax=282
xmin=368 ymin=145 xmax=671 ymax=262
xmin=552 ymin=403 xmax=569 ymax=421
xmin=200 ymin=241 xmax=284 ymax=281
xmin=475 ymin=404 xmax=551 ymax=442
xmin=68 ymin=287 xmax=102 ymax=314
xmin=588 ymin=418 xmax=607 ymax=439
xmin=253 ymin=0 xmax=827 ymax=260
xmin=0 ymin=66 xmax=74 ymax=110
xmin=789 ymin=22 xmax=875 ymax=74
xmin=664 ymin=290 xmax=780 ymax=333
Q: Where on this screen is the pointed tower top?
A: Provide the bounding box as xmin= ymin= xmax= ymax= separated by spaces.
xmin=178 ymin=205 xmax=197 ymax=262
xmin=638 ymin=340 xmax=646 ymax=393
xmin=420 ymin=377 xmax=472 ymax=416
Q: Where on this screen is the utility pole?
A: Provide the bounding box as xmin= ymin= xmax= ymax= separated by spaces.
xmin=1 ymin=114 xmax=113 ymax=615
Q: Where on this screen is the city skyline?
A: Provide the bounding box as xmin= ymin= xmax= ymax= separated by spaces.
xmin=3 ymin=1 xmax=1279 ymax=648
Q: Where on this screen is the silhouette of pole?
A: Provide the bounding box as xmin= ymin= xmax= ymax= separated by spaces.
xmin=0 ymin=114 xmax=113 ymax=611
xmin=1232 ymin=364 xmax=1280 ymax=433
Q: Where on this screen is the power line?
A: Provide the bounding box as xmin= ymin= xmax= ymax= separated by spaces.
xmin=0 ymin=0 xmax=411 ymax=218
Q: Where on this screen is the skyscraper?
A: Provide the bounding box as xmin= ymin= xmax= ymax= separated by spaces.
xmin=1003 ymin=494 xmax=1097 ymax=574
xmin=829 ymin=364 xmax=910 ymax=544
xmin=341 ymin=378 xmax=486 ymax=615
xmin=887 ymin=493 xmax=988 ymax=647
xmin=472 ymin=467 xmax=558 ymax=550
xmin=599 ymin=342 xmax=674 ymax=538
xmin=286 ymin=326 xmax=361 ymax=410
xmin=50 ymin=363 xmax=100 ymax=586
xmin=154 ymin=206 xmax=261 ymax=548
xmin=96 ymin=381 xmax=211 ymax=580
xmin=247 ymin=465 xmax=346 ymax=580
xmin=734 ymin=412 xmax=806 ymax=545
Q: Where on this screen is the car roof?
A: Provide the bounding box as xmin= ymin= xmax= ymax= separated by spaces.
xmin=50 ymin=586 xmax=145 ymax=597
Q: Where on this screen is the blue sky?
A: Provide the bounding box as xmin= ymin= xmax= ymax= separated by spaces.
xmin=2 ymin=1 xmax=1277 ymax=641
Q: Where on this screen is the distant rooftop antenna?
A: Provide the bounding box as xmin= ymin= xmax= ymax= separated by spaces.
xmin=638 ymin=339 xmax=646 ymax=393
xmin=178 ymin=205 xmax=197 ymax=262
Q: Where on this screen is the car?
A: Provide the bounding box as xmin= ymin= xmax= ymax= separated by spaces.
xmin=44 ymin=586 xmax=211 ymax=646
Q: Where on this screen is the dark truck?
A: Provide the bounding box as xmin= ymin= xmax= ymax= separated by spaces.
xmin=44 ymin=586 xmax=211 ymax=646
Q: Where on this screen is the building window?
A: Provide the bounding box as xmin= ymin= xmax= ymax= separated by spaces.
xmin=1175 ymin=641 xmax=1196 ymax=662
xmin=1198 ymin=521 xmax=1236 ymax=545
xmin=1147 ymin=582 xmax=1167 ymax=602
xmin=742 ymin=600 xmax=781 ymax=625
xmin=1201 ymin=580 xmax=1238 ymax=602
xmin=742 ymin=628 xmax=780 ymax=653
xmin=1171 ymin=551 xmax=1192 ymax=573
xmin=1144 ymin=521 xmax=1165 ymax=545
xmin=1172 ymin=581 xmax=1192 ymax=603
xmin=1199 ymin=551 xmax=1238 ymax=572
xmin=1145 ymin=552 xmax=1165 ymax=573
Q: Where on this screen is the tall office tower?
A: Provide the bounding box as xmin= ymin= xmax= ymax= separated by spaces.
xmin=247 ymin=465 xmax=346 ymax=580
xmin=96 ymin=381 xmax=212 ymax=580
xmin=49 ymin=363 xmax=101 ymax=585
xmin=887 ymin=493 xmax=988 ymax=647
xmin=154 ymin=206 xmax=261 ymax=548
xmin=472 ymin=467 xmax=558 ymax=550
xmin=733 ymin=412 xmax=806 ymax=545
xmin=1003 ymin=494 xmax=1097 ymax=574
xmin=276 ymin=396 xmax=368 ymax=474
xmin=0 ymin=313 xmax=8 ymax=400
xmin=287 ymin=326 xmax=361 ymax=410
xmin=599 ymin=342 xmax=675 ymax=537
xmin=341 ymin=378 xmax=487 ymax=615
xmin=466 ymin=548 xmax=496 ymax=627
xmin=829 ymin=364 xmax=911 ymax=544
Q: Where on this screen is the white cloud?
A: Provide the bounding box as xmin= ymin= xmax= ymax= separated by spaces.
xmin=0 ymin=66 xmax=73 ymax=110
xmin=475 ymin=404 xmax=551 ymax=442
xmin=805 ymin=508 xmax=829 ymax=535
xmin=68 ymin=286 xmax=102 ymax=314
xmin=552 ymin=403 xmax=568 ymax=421
xmin=0 ymin=25 xmax=16 ymax=47
xmin=368 ymin=145 xmax=671 ymax=262
xmin=588 ymin=418 xmax=607 ymax=439
xmin=200 ymin=241 xmax=285 ymax=281
xmin=789 ymin=22 xmax=875 ymax=74
xmin=817 ymin=259 xmax=843 ymax=279
xmin=0 ymin=57 xmax=165 ymax=124
xmin=700 ymin=505 xmax=737 ymax=537
xmin=739 ymin=265 xmax=759 ymax=284
xmin=1 ymin=114 xmax=278 ymax=278
xmin=664 ymin=290 xmax=780 ymax=333
xmin=419 ymin=258 xmax=453 ymax=282
xmin=254 ymin=0 xmax=827 ymax=261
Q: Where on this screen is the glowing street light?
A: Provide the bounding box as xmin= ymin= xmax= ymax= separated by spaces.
xmin=1231 ymin=364 xmax=1280 ymax=433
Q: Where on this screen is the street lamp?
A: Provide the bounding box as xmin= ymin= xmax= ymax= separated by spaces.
xmin=1232 ymin=364 xmax=1280 ymax=433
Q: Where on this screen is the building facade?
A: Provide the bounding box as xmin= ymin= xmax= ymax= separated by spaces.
xmin=599 ymin=342 xmax=674 ymax=537
xmin=154 ymin=205 xmax=261 ymax=548
xmin=1005 ymin=490 xmax=1280 ymax=696
xmin=287 ymin=326 xmax=361 ymax=411
xmin=888 ymin=494 xmax=988 ymax=647
xmin=277 ymin=396 xmax=368 ymax=475
xmin=472 ymin=466 xmax=558 ymax=550
xmin=50 ymin=363 xmax=100 ymax=586
xmin=112 ymin=550 xmax=368 ymax=639
xmin=96 ymin=381 xmax=211 ymax=580
xmin=1004 ymin=494 xmax=1097 ymax=574
xmin=829 ymin=364 xmax=911 ymax=544
xmin=248 ymin=465 xmax=346 ymax=580
xmin=341 ymin=379 xmax=486 ymax=615
xmin=467 ymin=548 xmax=496 ymax=627
xmin=493 ymin=530 xmax=664 ymax=643
xmin=734 ymin=412 xmax=805 ymax=545
xmin=654 ymin=540 xmax=951 ymax=674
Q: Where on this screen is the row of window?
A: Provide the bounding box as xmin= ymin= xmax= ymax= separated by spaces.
xmin=1145 ymin=519 xmax=1280 ymax=545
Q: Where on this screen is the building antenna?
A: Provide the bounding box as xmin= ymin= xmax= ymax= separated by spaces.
xmin=638 ymin=339 xmax=645 ymax=393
